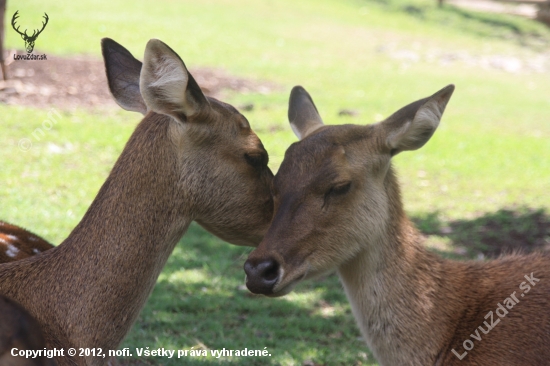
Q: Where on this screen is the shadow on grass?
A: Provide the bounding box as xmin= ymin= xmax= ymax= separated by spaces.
xmin=121 ymin=208 xmax=549 ymax=365
xmin=443 ymin=5 xmax=549 ymax=46
xmin=121 ymin=223 xmax=373 ymax=366
xmin=363 ymin=0 xmax=550 ymax=48
xmin=412 ymin=206 xmax=550 ymax=259
xmin=445 ymin=5 xmax=522 ymax=34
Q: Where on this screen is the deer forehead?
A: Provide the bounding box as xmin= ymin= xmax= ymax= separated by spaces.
xmin=275 ymin=125 xmax=379 ymax=191
xmin=208 ymin=97 xmax=251 ymax=130
xmin=210 ymin=104 xmax=266 ymax=155
xmin=168 ymin=101 xmax=259 ymax=153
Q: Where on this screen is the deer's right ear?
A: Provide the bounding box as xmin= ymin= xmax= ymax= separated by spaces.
xmin=101 ymin=38 xmax=147 ymax=115
xmin=382 ymin=84 xmax=455 ymax=156
xmin=139 ymin=39 xmax=209 ymax=121
xmin=288 ymin=86 xmax=324 ymax=140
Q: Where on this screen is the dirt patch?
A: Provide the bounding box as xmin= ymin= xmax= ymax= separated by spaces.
xmin=448 ymin=0 xmax=541 ymax=19
xmin=449 ymin=0 xmax=550 ymax=25
xmin=0 ymin=51 xmax=278 ymax=110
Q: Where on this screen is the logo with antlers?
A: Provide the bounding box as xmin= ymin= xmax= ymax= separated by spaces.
xmin=11 ymin=11 xmax=49 ymax=54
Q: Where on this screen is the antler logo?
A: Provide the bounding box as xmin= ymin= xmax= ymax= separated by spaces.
xmin=11 ymin=11 xmax=49 ymax=54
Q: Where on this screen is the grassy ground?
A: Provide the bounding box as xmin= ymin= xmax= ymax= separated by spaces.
xmin=2 ymin=0 xmax=550 ymax=365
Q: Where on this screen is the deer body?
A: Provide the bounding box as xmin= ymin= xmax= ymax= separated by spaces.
xmin=0 ymin=295 xmax=52 ymax=366
xmin=0 ymin=38 xmax=273 ymax=366
xmin=337 ymin=203 xmax=549 ymax=365
xmin=0 ymin=221 xmax=54 ymax=262
xmin=0 ymin=119 xmax=193 ymax=357
xmin=244 ymin=85 xmax=550 ymax=366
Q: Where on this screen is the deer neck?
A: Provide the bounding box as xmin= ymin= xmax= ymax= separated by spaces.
xmin=337 ymin=167 xmax=456 ymax=366
xmin=1 ymin=114 xmax=193 ymax=351
xmin=69 ymin=113 xmax=191 ymax=252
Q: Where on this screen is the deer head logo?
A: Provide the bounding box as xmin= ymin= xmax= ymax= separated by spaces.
xmin=11 ymin=11 xmax=49 ymax=54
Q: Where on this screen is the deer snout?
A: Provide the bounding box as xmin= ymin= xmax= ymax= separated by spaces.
xmin=244 ymin=257 xmax=280 ymax=295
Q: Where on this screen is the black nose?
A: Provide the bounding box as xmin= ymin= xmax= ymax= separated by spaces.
xmin=244 ymin=258 xmax=280 ymax=295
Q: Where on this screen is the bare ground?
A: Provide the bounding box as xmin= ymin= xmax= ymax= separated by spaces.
xmin=0 ymin=51 xmax=278 ymax=110
xmin=448 ymin=0 xmax=542 ymax=19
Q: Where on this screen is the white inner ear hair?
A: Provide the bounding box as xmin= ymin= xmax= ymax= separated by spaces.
xmin=290 ymin=121 xmax=323 ymax=140
xmin=290 ymin=122 xmax=303 ymax=140
xmin=386 ymin=120 xmax=412 ymax=149
xmin=413 ymin=99 xmax=442 ymax=130
xmin=150 ymin=55 xmax=188 ymax=100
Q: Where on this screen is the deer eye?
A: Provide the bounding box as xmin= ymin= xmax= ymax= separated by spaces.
xmin=326 ymin=182 xmax=351 ymax=197
xmin=244 ymin=153 xmax=266 ymax=168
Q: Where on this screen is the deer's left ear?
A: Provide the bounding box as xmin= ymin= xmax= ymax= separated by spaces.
xmin=288 ymin=86 xmax=324 ymax=140
xmin=102 ymin=38 xmax=147 ymax=115
xmin=140 ymin=39 xmax=210 ymax=121
xmin=381 ymin=84 xmax=454 ymax=155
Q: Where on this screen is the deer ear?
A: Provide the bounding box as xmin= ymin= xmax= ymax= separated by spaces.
xmin=288 ymin=86 xmax=324 ymax=140
xmin=382 ymin=84 xmax=455 ymax=155
xmin=101 ymin=38 xmax=147 ymax=115
xmin=139 ymin=39 xmax=209 ymax=120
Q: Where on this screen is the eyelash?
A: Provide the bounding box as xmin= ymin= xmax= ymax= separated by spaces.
xmin=327 ymin=182 xmax=351 ymax=196
xmin=245 ymin=153 xmax=265 ymax=168
xmin=323 ymin=182 xmax=351 ymax=208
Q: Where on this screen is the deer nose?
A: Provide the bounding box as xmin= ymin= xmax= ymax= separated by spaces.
xmin=244 ymin=257 xmax=280 ymax=295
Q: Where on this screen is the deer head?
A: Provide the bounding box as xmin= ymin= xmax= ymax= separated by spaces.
xmin=244 ymin=85 xmax=454 ymax=295
xmin=11 ymin=11 xmax=49 ymax=54
xmin=102 ymin=38 xmax=274 ymax=246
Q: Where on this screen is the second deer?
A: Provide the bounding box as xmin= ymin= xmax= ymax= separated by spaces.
xmin=244 ymin=85 xmax=550 ymax=366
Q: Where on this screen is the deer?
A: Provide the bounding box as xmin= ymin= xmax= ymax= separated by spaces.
xmin=11 ymin=10 xmax=49 ymax=54
xmin=0 ymin=295 xmax=53 ymax=366
xmin=0 ymin=37 xmax=273 ymax=366
xmin=0 ymin=221 xmax=54 ymax=263
xmin=244 ymin=85 xmax=550 ymax=366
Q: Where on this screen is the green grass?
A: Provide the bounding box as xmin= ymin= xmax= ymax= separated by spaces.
xmin=2 ymin=0 xmax=550 ymax=365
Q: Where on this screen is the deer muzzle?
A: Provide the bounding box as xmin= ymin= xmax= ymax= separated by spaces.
xmin=244 ymin=256 xmax=280 ymax=295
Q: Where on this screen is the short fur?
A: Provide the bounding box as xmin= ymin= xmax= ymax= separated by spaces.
xmin=0 ymin=221 xmax=54 ymax=262
xmin=0 ymin=295 xmax=51 ymax=366
xmin=245 ymin=85 xmax=550 ymax=366
xmin=0 ymin=38 xmax=273 ymax=366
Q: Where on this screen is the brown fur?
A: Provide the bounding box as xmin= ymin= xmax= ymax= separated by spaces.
xmin=0 ymin=38 xmax=273 ymax=366
xmin=245 ymin=85 xmax=550 ymax=366
xmin=0 ymin=222 xmax=54 ymax=263
xmin=0 ymin=295 xmax=52 ymax=366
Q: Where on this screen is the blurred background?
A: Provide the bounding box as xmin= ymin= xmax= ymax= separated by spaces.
xmin=1 ymin=0 xmax=549 ymax=364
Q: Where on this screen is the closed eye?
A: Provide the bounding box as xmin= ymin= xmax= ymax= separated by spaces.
xmin=322 ymin=181 xmax=352 ymax=209
xmin=245 ymin=152 xmax=267 ymax=168
xmin=325 ymin=182 xmax=351 ymax=198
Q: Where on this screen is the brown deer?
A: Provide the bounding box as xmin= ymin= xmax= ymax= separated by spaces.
xmin=0 ymin=221 xmax=54 ymax=263
xmin=0 ymin=295 xmax=53 ymax=366
xmin=0 ymin=38 xmax=273 ymax=366
xmin=244 ymin=85 xmax=550 ymax=366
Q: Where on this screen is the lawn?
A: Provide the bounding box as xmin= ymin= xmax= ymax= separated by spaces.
xmin=1 ymin=0 xmax=549 ymax=364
